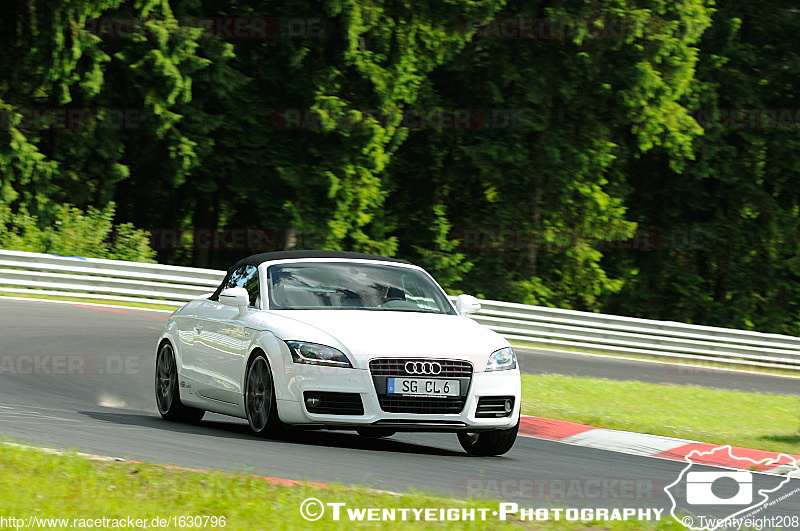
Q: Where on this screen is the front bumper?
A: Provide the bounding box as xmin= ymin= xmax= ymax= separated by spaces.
xmin=276 ymin=361 xmax=521 ymax=431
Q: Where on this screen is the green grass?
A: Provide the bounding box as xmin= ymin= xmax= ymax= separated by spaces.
xmin=520 ymin=373 xmax=800 ymax=455
xmin=0 ymin=291 xmax=177 ymax=311
xmin=0 ymin=444 xmax=672 ymax=530
xmin=1 ymin=375 xmax=793 ymax=529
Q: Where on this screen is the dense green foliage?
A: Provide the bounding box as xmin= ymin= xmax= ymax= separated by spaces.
xmin=0 ymin=202 xmax=156 ymax=262
xmin=603 ymin=2 xmax=800 ymax=333
xmin=2 ymin=0 xmax=800 ymax=334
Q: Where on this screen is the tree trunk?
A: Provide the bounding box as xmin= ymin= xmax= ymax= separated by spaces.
xmin=282 ymin=226 xmax=298 ymax=250
xmin=526 ymin=172 xmax=543 ymax=278
xmin=192 ymin=192 xmax=219 ymax=268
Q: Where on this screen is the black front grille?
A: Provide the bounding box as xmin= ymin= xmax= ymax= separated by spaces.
xmin=369 ymin=358 xmax=473 ymax=377
xmin=476 ymin=396 xmax=515 ymax=418
xmin=378 ymin=395 xmax=467 ymax=414
xmin=303 ymin=392 xmax=364 ymax=415
xmin=370 ymin=358 xmax=473 ymax=415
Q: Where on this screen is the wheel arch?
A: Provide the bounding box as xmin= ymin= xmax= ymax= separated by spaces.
xmin=244 ymin=332 xmax=293 ymax=423
xmin=156 ymin=319 xmax=183 ymax=370
xmin=242 ymin=343 xmax=288 ymax=433
xmin=157 ymin=336 xmax=173 ymax=352
xmin=245 ymin=346 xmax=268 ymax=372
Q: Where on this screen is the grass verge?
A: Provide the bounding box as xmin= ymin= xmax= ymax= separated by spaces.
xmin=520 ymin=373 xmax=800 ymax=455
xmin=0 ymin=444 xmax=671 ymax=530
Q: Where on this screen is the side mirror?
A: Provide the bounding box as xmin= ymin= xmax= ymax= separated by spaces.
xmin=219 ymin=287 xmax=249 ymax=313
xmin=455 ymin=294 xmax=481 ymax=316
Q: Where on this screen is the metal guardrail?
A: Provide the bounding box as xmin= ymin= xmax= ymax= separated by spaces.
xmin=1 ymin=249 xmax=799 ymax=371
xmin=0 ymin=249 xmax=224 ymax=307
xmin=469 ymin=300 xmax=800 ymax=371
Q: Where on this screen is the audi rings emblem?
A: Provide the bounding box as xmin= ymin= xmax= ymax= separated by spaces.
xmin=405 ymin=361 xmax=442 ymax=375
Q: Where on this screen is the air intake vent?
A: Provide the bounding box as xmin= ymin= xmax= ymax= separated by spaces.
xmin=476 ymin=396 xmax=515 ymax=418
xmin=378 ymin=395 xmax=467 ymax=414
xmin=303 ymin=392 xmax=364 ymax=415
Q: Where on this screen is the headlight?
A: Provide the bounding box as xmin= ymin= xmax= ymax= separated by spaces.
xmin=486 ymin=347 xmax=517 ymax=371
xmin=286 ymin=341 xmax=353 ymax=368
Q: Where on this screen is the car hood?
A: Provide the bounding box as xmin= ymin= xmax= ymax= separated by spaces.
xmin=263 ymin=310 xmax=508 ymax=371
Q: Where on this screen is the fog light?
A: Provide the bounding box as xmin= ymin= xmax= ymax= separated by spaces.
xmin=503 ymin=399 xmax=513 ymax=413
xmin=306 ymin=395 xmax=322 ymax=408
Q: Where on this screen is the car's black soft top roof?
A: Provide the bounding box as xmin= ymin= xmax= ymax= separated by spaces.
xmin=226 ymin=250 xmax=407 ymax=274
xmin=209 ymin=250 xmax=409 ymax=301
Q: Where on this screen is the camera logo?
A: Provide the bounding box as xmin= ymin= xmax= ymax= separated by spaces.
xmin=665 ymin=445 xmax=798 ymax=531
xmin=686 ymin=471 xmax=752 ymax=505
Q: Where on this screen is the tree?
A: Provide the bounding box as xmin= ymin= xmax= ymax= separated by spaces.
xmin=387 ymin=0 xmax=711 ymax=308
xmin=115 ymin=0 xmax=507 ymax=268
xmin=0 ymin=0 xmax=205 ymax=245
xmin=605 ymin=3 xmax=800 ymax=334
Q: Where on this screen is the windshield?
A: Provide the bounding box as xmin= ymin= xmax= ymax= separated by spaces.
xmin=267 ymin=262 xmax=456 ymax=314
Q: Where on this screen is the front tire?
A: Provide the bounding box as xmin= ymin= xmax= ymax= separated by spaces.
xmin=155 ymin=342 xmax=205 ymax=423
xmin=244 ymin=353 xmax=282 ymax=438
xmin=457 ymin=419 xmax=519 ymax=456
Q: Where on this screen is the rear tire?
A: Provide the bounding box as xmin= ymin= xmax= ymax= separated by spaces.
xmin=457 ymin=419 xmax=518 ymax=456
xmin=356 ymin=428 xmax=397 ymax=438
xmin=244 ymin=353 xmax=282 ymax=438
xmin=155 ymin=342 xmax=205 ymax=424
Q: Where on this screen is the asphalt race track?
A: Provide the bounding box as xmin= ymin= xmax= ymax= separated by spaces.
xmin=1 ymin=298 xmax=798 ymax=521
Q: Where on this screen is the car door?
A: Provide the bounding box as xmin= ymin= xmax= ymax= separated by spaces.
xmin=189 ymin=265 xmax=260 ymax=406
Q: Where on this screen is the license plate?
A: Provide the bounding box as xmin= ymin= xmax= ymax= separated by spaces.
xmin=387 ymin=378 xmax=460 ymax=397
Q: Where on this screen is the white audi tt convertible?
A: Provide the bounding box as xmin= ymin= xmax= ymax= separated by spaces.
xmin=155 ymin=250 xmax=521 ymax=455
